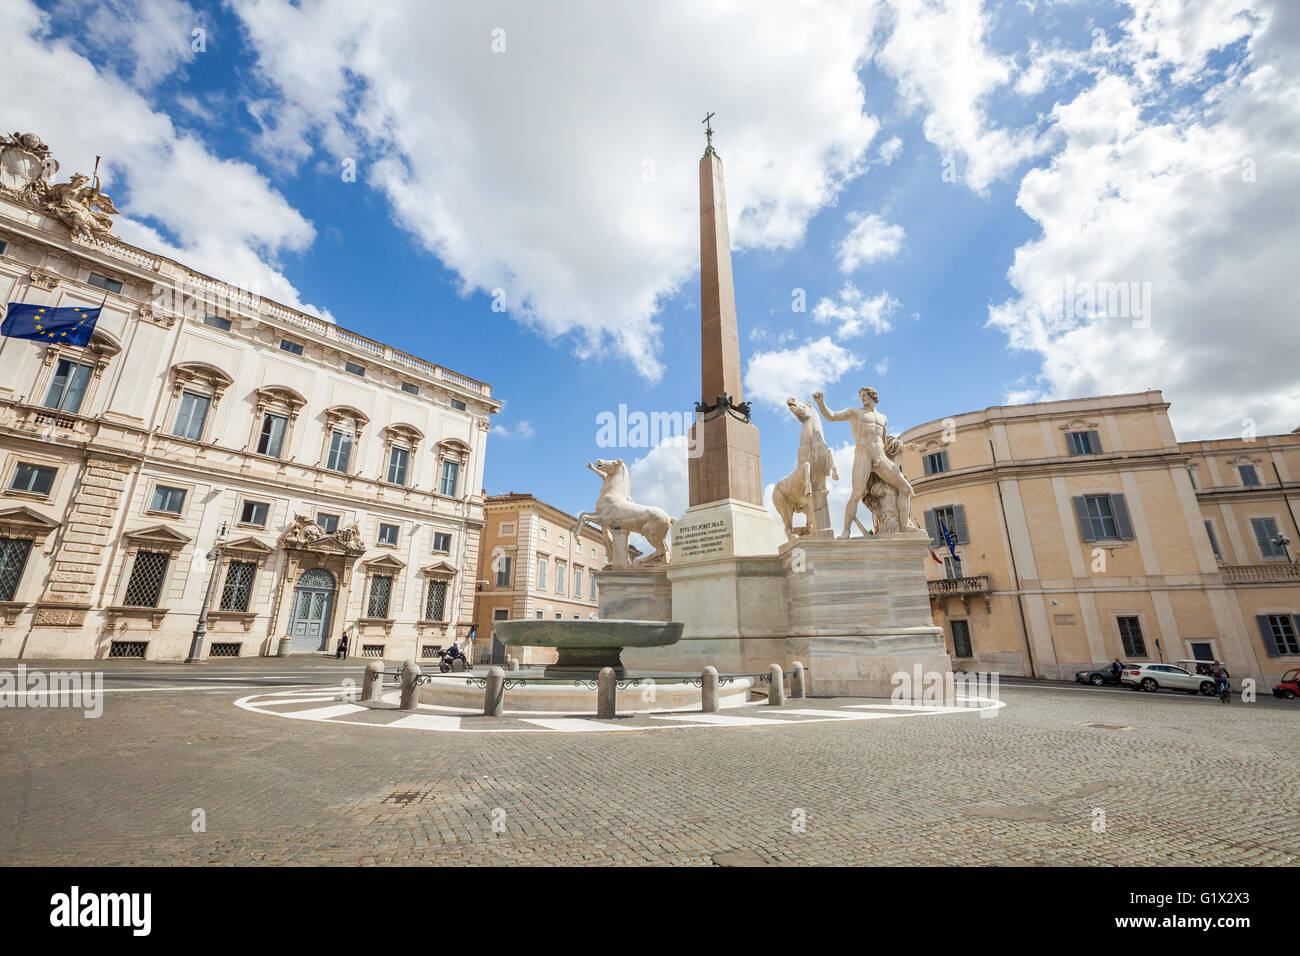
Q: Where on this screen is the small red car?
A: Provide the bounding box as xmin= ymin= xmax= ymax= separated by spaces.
xmin=1273 ymin=668 xmax=1300 ymax=700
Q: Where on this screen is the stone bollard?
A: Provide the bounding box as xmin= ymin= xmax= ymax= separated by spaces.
xmin=362 ymin=660 xmax=383 ymax=702
xmin=277 ymin=636 xmax=292 ymax=657
xmin=399 ymin=660 xmax=421 ymax=711
xmin=483 ymin=666 xmax=505 ymax=716
xmin=596 ymin=666 xmax=617 ymax=719
xmin=508 ymin=658 xmax=520 ymax=671
xmin=701 ymin=666 xmax=719 ymax=713
xmin=767 ymin=663 xmax=785 ymax=706
xmin=791 ymin=661 xmax=806 ymax=699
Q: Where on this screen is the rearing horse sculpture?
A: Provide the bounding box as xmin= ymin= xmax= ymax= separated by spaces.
xmin=572 ymin=458 xmax=673 ymax=567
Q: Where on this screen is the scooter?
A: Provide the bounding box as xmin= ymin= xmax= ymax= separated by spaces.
xmin=438 ymin=646 xmax=469 ymax=673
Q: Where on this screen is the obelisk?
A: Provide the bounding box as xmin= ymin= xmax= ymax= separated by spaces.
xmin=673 ymin=115 xmax=782 ymax=566
xmin=687 ymin=120 xmax=763 ymax=508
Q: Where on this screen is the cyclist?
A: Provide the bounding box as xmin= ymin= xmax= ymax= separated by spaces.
xmin=1211 ymin=660 xmax=1230 ymax=699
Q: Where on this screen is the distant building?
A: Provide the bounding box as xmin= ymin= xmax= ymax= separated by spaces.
xmin=900 ymin=390 xmax=1299 ymax=687
xmin=0 ymin=141 xmax=499 ymax=661
xmin=472 ymin=493 xmax=623 ymax=665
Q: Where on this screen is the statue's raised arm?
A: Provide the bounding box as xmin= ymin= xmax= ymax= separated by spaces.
xmin=812 ymin=391 xmax=851 ymax=422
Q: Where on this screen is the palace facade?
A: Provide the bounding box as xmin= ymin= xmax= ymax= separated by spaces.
xmin=900 ymin=391 xmax=1300 ymax=688
xmin=0 ymin=165 xmax=498 ymax=662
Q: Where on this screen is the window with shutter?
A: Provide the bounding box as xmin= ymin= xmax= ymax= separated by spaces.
xmin=1257 ymin=615 xmax=1300 ymax=656
xmin=1066 ymin=431 xmax=1101 ymax=455
xmin=1203 ymin=521 xmax=1222 ymax=560
xmin=923 ymin=450 xmax=949 ymax=475
xmin=1251 ymin=517 xmax=1285 ymax=559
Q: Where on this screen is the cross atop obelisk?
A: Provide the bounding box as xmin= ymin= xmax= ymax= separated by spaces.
xmin=688 ymin=117 xmax=764 ymax=507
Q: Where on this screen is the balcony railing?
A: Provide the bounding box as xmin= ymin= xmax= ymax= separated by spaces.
xmin=928 ymin=574 xmax=993 ymax=611
xmin=1220 ymin=563 xmax=1300 ymax=585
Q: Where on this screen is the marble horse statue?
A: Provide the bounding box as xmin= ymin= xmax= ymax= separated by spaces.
xmin=573 ymin=458 xmax=673 ymax=567
xmin=772 ymin=397 xmax=839 ymax=542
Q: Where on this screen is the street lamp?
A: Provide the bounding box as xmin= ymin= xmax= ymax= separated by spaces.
xmin=187 ymin=521 xmax=228 ymax=663
xmin=1272 ymin=532 xmax=1293 ymax=563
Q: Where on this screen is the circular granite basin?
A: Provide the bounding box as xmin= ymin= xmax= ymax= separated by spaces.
xmin=495 ymin=619 xmax=683 ymax=678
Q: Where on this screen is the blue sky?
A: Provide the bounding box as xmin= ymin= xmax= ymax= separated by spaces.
xmin=9 ymin=0 xmax=1297 ymax=521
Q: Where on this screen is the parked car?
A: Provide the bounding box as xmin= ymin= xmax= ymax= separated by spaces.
xmin=1272 ymin=668 xmax=1300 ymax=700
xmin=1120 ymin=662 xmax=1218 ymax=696
xmin=1074 ymin=663 xmax=1129 ymax=686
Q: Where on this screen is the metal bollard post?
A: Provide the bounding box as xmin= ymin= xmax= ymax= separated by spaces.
xmin=483 ymin=666 xmax=505 ymax=716
xmin=767 ymin=663 xmax=785 ymax=706
xmin=791 ymin=661 xmax=806 ymax=699
xmin=701 ymin=665 xmax=719 ymax=713
xmin=399 ymin=660 xmax=421 ymax=711
xmin=362 ymin=659 xmax=383 ymax=702
xmin=597 ymin=666 xmax=617 ymax=719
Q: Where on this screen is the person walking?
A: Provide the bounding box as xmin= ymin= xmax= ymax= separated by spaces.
xmin=1110 ymin=658 xmax=1122 ymax=682
xmin=336 ymin=627 xmax=349 ymax=660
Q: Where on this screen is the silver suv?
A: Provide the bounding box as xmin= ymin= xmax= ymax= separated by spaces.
xmin=1121 ymin=662 xmax=1218 ymax=696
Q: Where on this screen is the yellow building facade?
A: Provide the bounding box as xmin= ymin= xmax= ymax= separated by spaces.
xmin=899 ymin=391 xmax=1300 ymax=688
xmin=471 ymin=493 xmax=610 ymax=665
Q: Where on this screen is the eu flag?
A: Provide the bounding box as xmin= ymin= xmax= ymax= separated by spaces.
xmin=938 ymin=517 xmax=960 ymax=563
xmin=2 ymin=302 xmax=101 ymax=346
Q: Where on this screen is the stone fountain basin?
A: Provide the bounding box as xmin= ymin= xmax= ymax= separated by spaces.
xmin=495 ymin=619 xmax=683 ymax=679
xmin=496 ymin=619 xmax=682 ymax=649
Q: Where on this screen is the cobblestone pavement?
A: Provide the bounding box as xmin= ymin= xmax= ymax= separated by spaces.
xmin=0 ymin=659 xmax=1296 ymax=866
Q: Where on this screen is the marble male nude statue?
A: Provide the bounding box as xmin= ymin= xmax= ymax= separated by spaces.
xmin=812 ymin=386 xmax=915 ymax=537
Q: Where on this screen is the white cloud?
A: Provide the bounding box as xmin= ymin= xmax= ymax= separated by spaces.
xmin=227 ymin=0 xmax=884 ymax=381
xmin=4 ymin=0 xmax=328 ymax=320
xmin=744 ymin=336 xmax=863 ymax=410
xmin=877 ymin=135 xmax=903 ymax=164
xmin=490 ymin=420 xmax=534 ymax=439
xmin=52 ymin=0 xmax=204 ymax=89
xmin=875 ymin=0 xmax=1051 ymax=192
xmin=988 ymin=0 xmax=1300 ymax=438
xmin=627 ymin=434 xmax=691 ymax=526
xmin=836 ymin=213 xmax=905 ymax=272
xmin=812 ymin=281 xmax=900 ymax=338
xmin=875 ymin=356 xmax=890 ymax=375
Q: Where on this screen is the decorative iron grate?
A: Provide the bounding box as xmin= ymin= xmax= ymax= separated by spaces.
xmin=420 ymin=644 xmax=442 ymax=659
xmin=219 ymin=561 xmax=256 ymax=612
xmin=0 ymin=537 xmax=34 ymax=602
xmin=209 ymin=642 xmax=241 ymax=657
xmin=366 ymin=575 xmax=392 ymax=618
xmin=108 ymin=640 xmax=148 ymax=658
xmin=123 ymin=550 xmax=169 ymax=607
xmin=361 ymin=644 xmax=385 ymax=658
xmin=424 ymin=580 xmax=447 ymax=621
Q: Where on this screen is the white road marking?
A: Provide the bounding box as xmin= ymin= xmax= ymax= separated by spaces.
xmin=651 ymin=712 xmax=788 ymax=726
xmin=233 ymin=689 xmax=1008 ymax=734
xmin=771 ymin=708 xmax=890 ymax=719
xmin=279 ymin=703 xmax=368 ymax=720
xmin=389 ymin=713 xmax=463 ymax=731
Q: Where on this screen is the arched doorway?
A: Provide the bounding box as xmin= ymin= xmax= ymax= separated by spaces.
xmin=288 ymin=568 xmax=335 ymax=652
